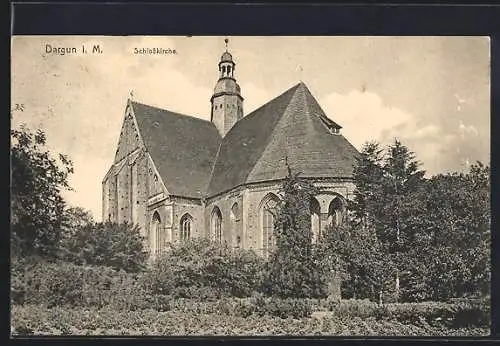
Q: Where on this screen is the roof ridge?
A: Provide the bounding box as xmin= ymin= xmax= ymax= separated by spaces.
xmin=131 ymin=100 xmax=213 ymax=125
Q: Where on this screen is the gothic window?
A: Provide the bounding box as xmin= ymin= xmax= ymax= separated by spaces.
xmin=153 ymin=174 xmax=159 ymax=191
xmin=260 ymin=193 xmax=280 ymax=257
xmin=152 ymin=211 xmax=162 ymax=257
xmin=211 ymin=207 xmax=223 ymax=243
xmin=310 ymin=197 xmax=321 ymax=243
xmin=180 ymin=213 xmax=192 ymax=241
xmin=328 ymin=197 xmax=345 ymax=227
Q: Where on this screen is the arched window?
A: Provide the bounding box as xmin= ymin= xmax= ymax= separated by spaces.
xmin=152 ymin=211 xmax=162 ymax=257
xmin=211 ymin=207 xmax=223 ymax=243
xmin=328 ymin=197 xmax=345 ymax=227
xmin=310 ymin=197 xmax=321 ymax=243
xmin=231 ymin=202 xmax=241 ymax=248
xmin=180 ymin=213 xmax=192 ymax=241
xmin=260 ymin=193 xmax=280 ymax=257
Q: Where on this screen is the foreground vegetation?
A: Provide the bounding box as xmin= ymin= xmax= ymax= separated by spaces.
xmin=10 ymin=124 xmax=491 ymax=336
xmin=12 ymin=302 xmax=489 ymax=336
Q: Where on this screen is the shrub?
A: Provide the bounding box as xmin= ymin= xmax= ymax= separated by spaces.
xmin=143 ymin=238 xmax=264 ymax=299
xmin=11 ymin=304 xmax=489 ymax=336
xmin=10 ymin=258 xmax=148 ymax=310
xmin=326 ymin=299 xmax=490 ymax=328
xmin=60 ymin=221 xmax=148 ymax=273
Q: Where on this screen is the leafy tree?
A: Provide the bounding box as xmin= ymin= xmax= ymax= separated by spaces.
xmin=409 ymin=162 xmax=491 ymax=301
xmin=263 ymin=166 xmax=325 ymax=298
xmin=11 ymin=124 xmax=73 ymax=258
xmin=59 ymin=207 xmax=95 ymax=247
xmin=61 ymin=221 xmax=148 ymax=273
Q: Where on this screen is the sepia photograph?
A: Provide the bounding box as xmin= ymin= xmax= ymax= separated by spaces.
xmin=10 ymin=36 xmax=491 ymax=336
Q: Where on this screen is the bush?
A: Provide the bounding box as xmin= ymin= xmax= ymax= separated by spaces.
xmin=143 ymin=239 xmax=264 ymax=299
xmin=60 ymin=221 xmax=148 ymax=273
xmin=10 ymin=258 xmax=149 ymax=310
xmin=327 ymin=299 xmax=490 ymax=328
xmin=11 ymin=304 xmax=489 ymax=336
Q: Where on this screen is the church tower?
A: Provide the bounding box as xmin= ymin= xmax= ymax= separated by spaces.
xmin=210 ymin=39 xmax=244 ymax=137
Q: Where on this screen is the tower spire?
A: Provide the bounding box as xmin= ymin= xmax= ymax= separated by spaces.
xmin=210 ymin=38 xmax=244 ymax=137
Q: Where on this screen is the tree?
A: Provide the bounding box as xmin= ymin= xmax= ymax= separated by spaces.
xmin=350 ymin=138 xmax=490 ymax=302
xmin=412 ymin=161 xmax=491 ymax=300
xmin=380 ymin=140 xmax=426 ymax=302
xmin=11 ymin=124 xmax=73 ymax=258
xmin=263 ymin=166 xmax=325 ymax=298
xmin=349 ymin=139 xmax=428 ymax=302
xmin=61 ymin=221 xmax=148 ymax=273
xmin=350 ymin=141 xmax=385 ymax=229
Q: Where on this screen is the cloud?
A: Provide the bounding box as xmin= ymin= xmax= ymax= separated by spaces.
xmin=11 ymin=36 xmax=213 ymax=220
xmin=320 ymin=90 xmax=415 ymax=149
xmin=319 ymin=90 xmax=461 ymax=176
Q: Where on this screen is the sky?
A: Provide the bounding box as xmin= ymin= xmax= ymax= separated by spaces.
xmin=11 ymin=36 xmax=490 ymax=221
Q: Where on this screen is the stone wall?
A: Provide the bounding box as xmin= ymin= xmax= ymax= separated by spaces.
xmin=172 ymin=197 xmax=204 ymax=242
xmin=205 ymin=187 xmax=244 ymax=247
xmin=204 ymin=179 xmax=356 ymax=254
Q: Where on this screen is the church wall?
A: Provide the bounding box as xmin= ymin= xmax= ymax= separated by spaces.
xmin=243 ymin=183 xmax=281 ymax=254
xmin=102 ymin=178 xmax=109 ymax=222
xmin=205 ymin=188 xmax=244 ymax=247
xmin=146 ymin=201 xmax=173 ymax=257
xmin=171 ymin=197 xmax=204 ymax=242
xmin=116 ymin=162 xmax=131 ymax=224
xmin=204 ymin=179 xmax=356 ymax=256
xmin=114 ymin=109 xmax=141 ymax=163
xmin=134 ymin=154 xmax=149 ymax=237
xmin=106 ymin=173 xmax=118 ymax=222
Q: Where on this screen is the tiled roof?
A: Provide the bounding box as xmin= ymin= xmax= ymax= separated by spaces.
xmin=207 ymin=82 xmax=359 ymax=196
xmin=131 ymin=101 xmax=221 ymax=198
xmin=129 ymin=82 xmax=359 ymax=199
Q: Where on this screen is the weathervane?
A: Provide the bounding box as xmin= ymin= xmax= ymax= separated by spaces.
xmin=298 ymin=65 xmax=304 ymax=81
xmin=129 ymin=90 xmax=134 ymax=100
xmin=224 ymin=37 xmax=229 ymax=51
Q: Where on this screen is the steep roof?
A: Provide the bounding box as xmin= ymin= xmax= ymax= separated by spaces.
xmin=207 ymin=82 xmax=359 ymax=196
xmin=128 ymin=82 xmax=359 ymax=199
xmin=130 ymin=101 xmax=221 ymax=198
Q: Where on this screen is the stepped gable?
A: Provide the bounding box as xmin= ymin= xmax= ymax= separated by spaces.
xmin=207 ymin=82 xmax=359 ymax=197
xmin=131 ymin=101 xmax=221 ymax=198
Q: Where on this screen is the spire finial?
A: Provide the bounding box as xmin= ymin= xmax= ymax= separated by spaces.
xmin=129 ymin=89 xmax=134 ymax=100
xmin=224 ymin=38 xmax=229 ymax=51
xmin=298 ymin=64 xmax=304 ymax=82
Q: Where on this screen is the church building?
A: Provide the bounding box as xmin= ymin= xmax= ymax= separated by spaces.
xmin=102 ymin=41 xmax=359 ymax=259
